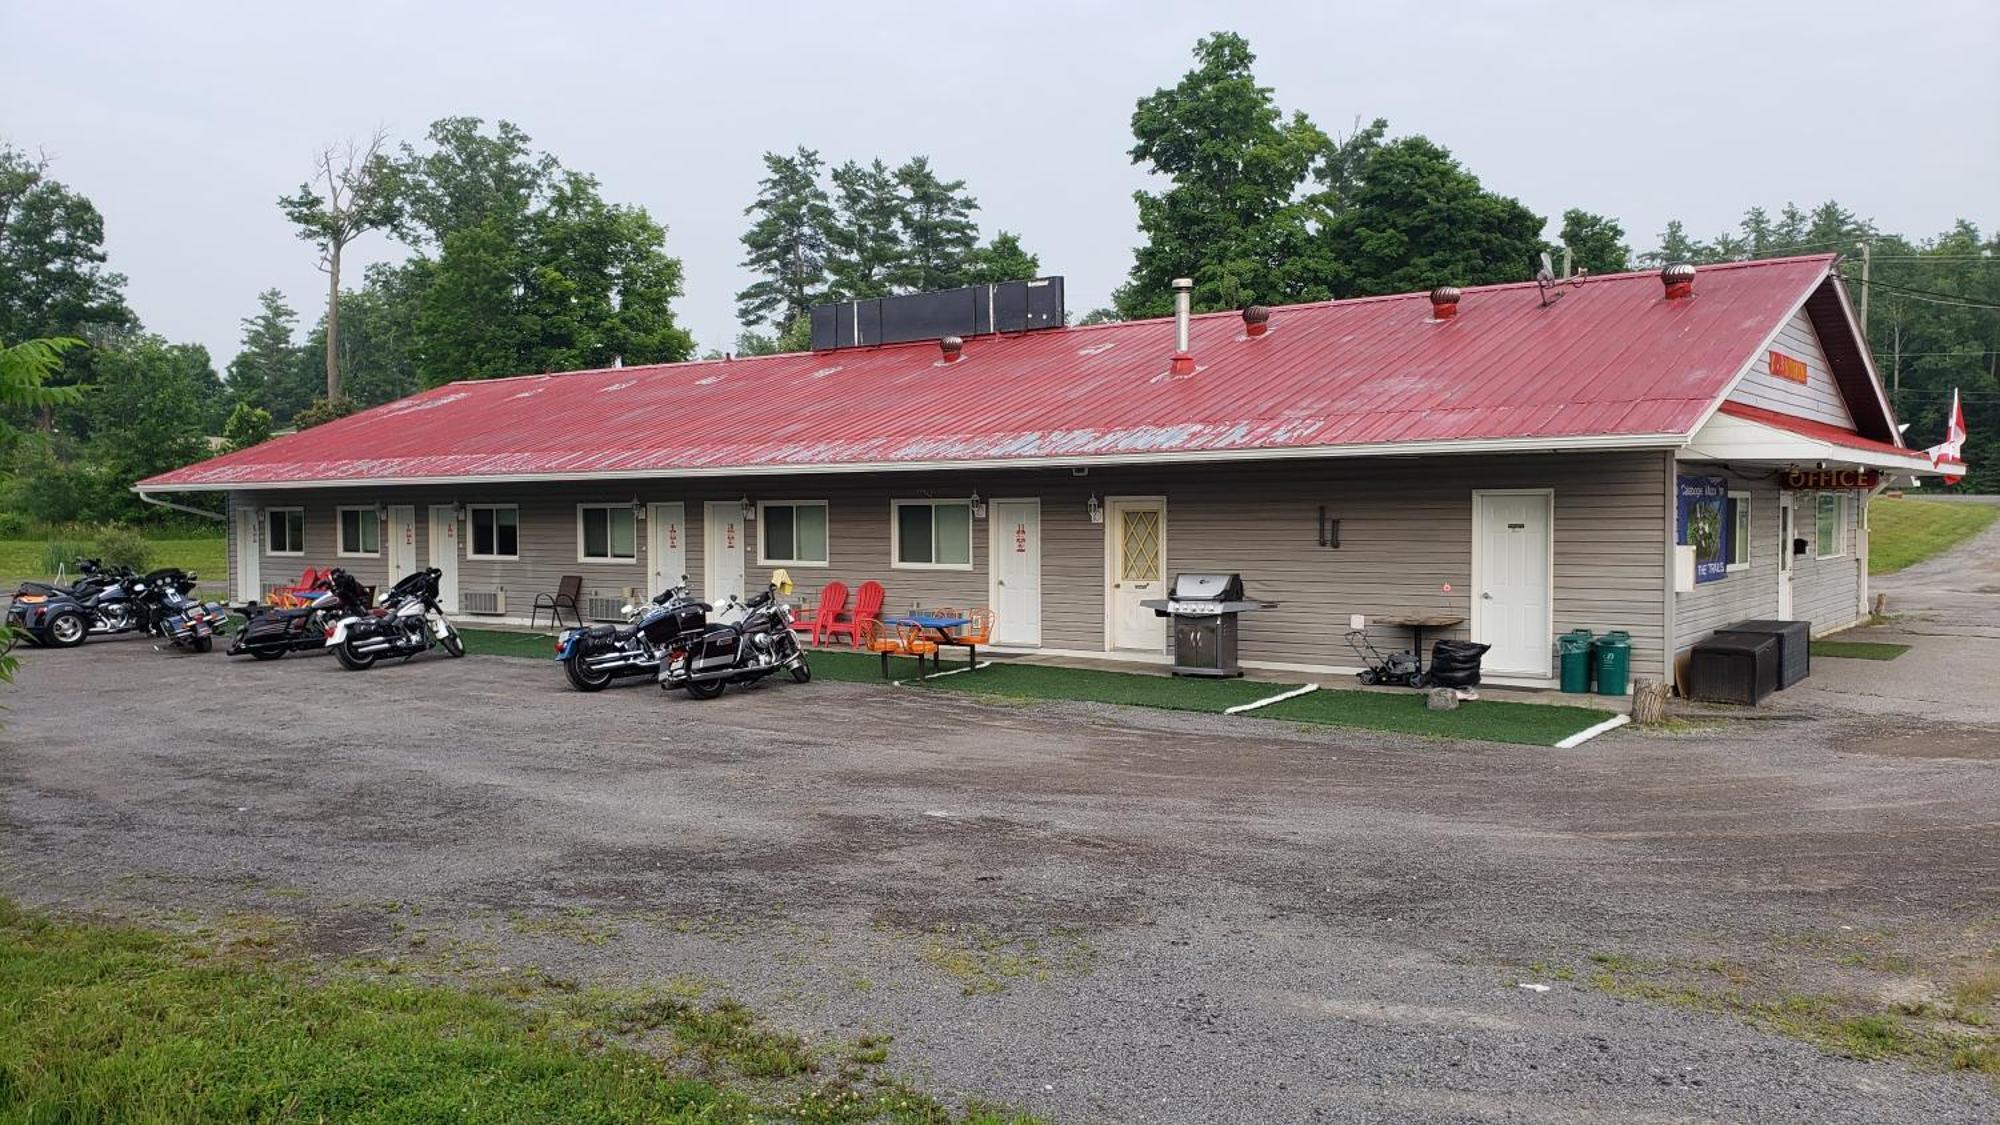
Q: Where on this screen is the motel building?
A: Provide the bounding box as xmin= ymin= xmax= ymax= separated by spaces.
xmin=139 ymin=255 xmax=1959 ymax=692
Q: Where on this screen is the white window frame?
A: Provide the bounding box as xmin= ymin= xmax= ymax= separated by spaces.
xmin=466 ymin=504 xmax=520 ymax=561
xmin=1725 ymin=491 xmax=1751 ymax=572
xmin=1815 ymin=492 xmax=1846 ymax=560
xmin=756 ymin=500 xmax=830 ymax=568
xmin=576 ymin=503 xmax=639 ymax=564
xmin=336 ymin=506 xmax=382 ymax=558
xmin=890 ymin=498 xmax=975 ymax=571
xmin=265 ymin=507 xmax=305 ymax=557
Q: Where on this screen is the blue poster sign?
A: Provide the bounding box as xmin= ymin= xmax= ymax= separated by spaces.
xmin=1677 ymin=475 xmax=1729 ymax=584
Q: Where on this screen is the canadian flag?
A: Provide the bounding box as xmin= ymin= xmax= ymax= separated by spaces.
xmin=1923 ymin=388 xmax=1968 ymax=486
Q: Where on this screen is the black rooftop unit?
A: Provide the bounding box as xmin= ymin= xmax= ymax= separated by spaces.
xmin=809 ymin=277 xmax=1064 ymax=352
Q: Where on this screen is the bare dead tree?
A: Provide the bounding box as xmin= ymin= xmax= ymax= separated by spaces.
xmin=278 ymin=129 xmax=397 ymax=403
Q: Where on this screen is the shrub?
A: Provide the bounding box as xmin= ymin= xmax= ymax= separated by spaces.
xmin=223 ymin=403 xmax=274 ymax=452
xmin=37 ymin=539 xmax=91 ymax=577
xmin=93 ymin=525 xmax=153 ymax=573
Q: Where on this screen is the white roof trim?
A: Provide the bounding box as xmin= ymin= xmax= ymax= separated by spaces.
xmin=137 ymin=430 xmax=1690 ymax=493
xmin=1683 ymin=411 xmax=1937 ymax=473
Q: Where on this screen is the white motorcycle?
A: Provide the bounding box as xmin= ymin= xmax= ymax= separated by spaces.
xmin=325 ymin=568 xmax=464 ymax=671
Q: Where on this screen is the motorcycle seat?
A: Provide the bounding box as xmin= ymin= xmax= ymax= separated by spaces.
xmin=585 ymin=623 xmax=618 ymax=638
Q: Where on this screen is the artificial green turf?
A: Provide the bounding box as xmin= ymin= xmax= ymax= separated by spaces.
xmin=457 ymin=626 xmax=566 ymax=660
xmin=1867 ymin=497 xmax=1998 ymax=575
xmin=0 ymin=897 xmax=1034 ymax=1124
xmin=1254 ymin=687 xmax=1610 ymax=746
xmin=1810 ymin=640 xmax=1912 ymax=661
xmin=915 ymin=661 xmax=1289 ymax=712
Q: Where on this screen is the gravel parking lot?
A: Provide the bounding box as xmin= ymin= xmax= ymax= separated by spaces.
xmin=2 ymin=630 xmax=1995 ymax=1123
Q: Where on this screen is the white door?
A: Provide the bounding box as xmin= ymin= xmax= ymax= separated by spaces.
xmin=1472 ymin=491 xmax=1553 ymax=677
xmin=989 ymin=500 xmax=1041 ymax=646
xmin=1107 ymin=498 xmax=1166 ymax=652
xmin=428 ymin=506 xmax=460 ymax=613
xmin=234 ymin=506 xmax=261 ymax=602
xmin=649 ymin=502 xmax=687 ymax=594
xmin=1777 ymin=493 xmax=1795 ymax=619
xmin=704 ymin=501 xmax=746 ymax=603
xmin=386 ymin=505 xmax=417 ymax=585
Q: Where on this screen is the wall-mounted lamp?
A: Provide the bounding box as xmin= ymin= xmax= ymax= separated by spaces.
xmin=374 ymin=502 xmax=388 ymax=522
xmin=969 ymin=490 xmax=987 ymax=519
xmin=740 ymin=497 xmax=755 ymax=521
xmin=631 ymin=497 xmax=647 ymax=520
xmin=450 ymin=501 xmax=466 ymax=522
xmin=1086 ymin=493 xmax=1103 ymax=524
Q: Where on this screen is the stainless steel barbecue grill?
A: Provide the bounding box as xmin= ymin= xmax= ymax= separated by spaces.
xmin=1141 ymin=573 xmax=1274 ymax=678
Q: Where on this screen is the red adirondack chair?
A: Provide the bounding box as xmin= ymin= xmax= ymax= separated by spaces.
xmin=806 ymin=580 xmax=848 ymax=646
xmin=824 ymin=580 xmax=883 ymax=649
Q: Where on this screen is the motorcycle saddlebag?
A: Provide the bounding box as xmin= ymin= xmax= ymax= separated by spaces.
xmin=688 ymin=626 xmax=739 ymax=672
xmin=238 ymin=611 xmax=303 ymax=645
xmin=641 ymin=603 xmax=707 ymax=646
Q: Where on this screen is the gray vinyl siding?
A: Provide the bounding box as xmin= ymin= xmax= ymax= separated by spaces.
xmin=1795 ymin=493 xmax=1862 ymax=636
xmin=221 ymin=450 xmax=1670 ymax=678
xmin=1724 ymin=308 xmax=1857 ymax=429
xmin=1671 ymin=468 xmax=1865 ymax=657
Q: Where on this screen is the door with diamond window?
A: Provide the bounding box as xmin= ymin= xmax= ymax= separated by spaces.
xmin=1108 ymin=499 xmax=1166 ymax=651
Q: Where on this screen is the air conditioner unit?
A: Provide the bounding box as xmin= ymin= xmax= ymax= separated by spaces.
xmin=584 ymin=595 xmax=626 ymax=621
xmin=461 ymin=588 xmax=505 ymax=616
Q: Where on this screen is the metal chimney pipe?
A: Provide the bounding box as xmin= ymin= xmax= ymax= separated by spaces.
xmin=1170 ymin=278 xmax=1195 ymax=374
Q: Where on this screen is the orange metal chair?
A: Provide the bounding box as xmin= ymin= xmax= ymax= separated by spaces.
xmin=938 ymin=608 xmax=993 ymax=670
xmin=861 ymin=618 xmax=907 ymax=678
xmin=824 ymin=580 xmax=883 ymax=649
xmin=898 ymin=621 xmax=940 ymax=675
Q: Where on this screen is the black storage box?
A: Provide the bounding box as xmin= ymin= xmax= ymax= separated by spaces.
xmin=1716 ymin=619 xmax=1810 ymax=688
xmin=1688 ymin=633 xmax=1780 ymax=705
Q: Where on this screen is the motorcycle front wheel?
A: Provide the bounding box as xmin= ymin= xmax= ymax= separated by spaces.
xmin=564 ymin=650 xmax=615 ymax=692
xmin=684 ymin=676 xmax=727 ymax=700
xmin=790 ymin=658 xmax=811 ymax=684
xmin=441 ymin=631 xmax=465 ymax=658
xmin=335 ymin=639 xmax=377 ymax=671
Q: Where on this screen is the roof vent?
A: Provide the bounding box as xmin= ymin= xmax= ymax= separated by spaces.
xmin=939 ymin=335 xmax=964 ymax=364
xmin=1429 ymin=286 xmax=1462 ymax=321
xmin=1170 ymin=278 xmax=1195 ymax=375
xmin=1241 ymin=305 xmax=1271 ymax=337
xmin=1661 ymin=263 xmax=1696 ymax=300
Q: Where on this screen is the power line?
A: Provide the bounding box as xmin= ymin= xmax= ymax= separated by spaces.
xmin=1855 ymin=277 xmax=2000 ymax=310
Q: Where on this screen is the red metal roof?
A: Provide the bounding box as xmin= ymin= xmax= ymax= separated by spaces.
xmin=143 ymin=255 xmax=1851 ymax=490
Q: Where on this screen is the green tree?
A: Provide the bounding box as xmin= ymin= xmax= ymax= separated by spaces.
xmin=891 ymin=156 xmax=980 ymax=292
xmin=299 ymin=263 xmax=423 ymax=409
xmin=279 ymin=131 xmax=399 ymax=402
xmin=85 ymin=336 xmax=215 ymax=493
xmin=221 ymin=402 xmax=273 ymax=452
xmin=0 ymin=336 xmax=86 ymax=415
xmin=736 ymin=147 xmax=833 ymax=328
xmin=225 ymin=288 xmax=302 ymax=414
xmin=824 ymin=158 xmax=903 ymax=300
xmin=1559 ymin=209 xmax=1630 ymax=274
xmin=1318 ymin=136 xmax=1546 ymax=295
xmin=965 ymin=231 xmax=1041 ymax=285
xmin=1639 ymin=219 xmax=1709 ymax=267
xmin=0 ymin=146 xmax=133 ymax=345
xmin=290 ymin=395 xmax=357 ymax=431
xmin=391 ymin=117 xmax=558 ymax=249
xmin=1114 ymin=32 xmax=1328 ymax=317
xmin=517 ymin=172 xmax=694 ymax=373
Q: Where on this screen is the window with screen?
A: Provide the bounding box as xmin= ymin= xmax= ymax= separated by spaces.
xmin=1726 ymin=492 xmax=1751 ymax=570
xmin=759 ymin=502 xmax=828 ymax=565
xmin=579 ymin=505 xmax=637 ymax=562
xmin=893 ymin=501 xmax=973 ymax=568
xmin=468 ymin=505 xmax=519 ymax=559
xmin=266 ymin=508 xmax=304 ymax=556
xmin=1815 ymin=493 xmax=1845 ymax=559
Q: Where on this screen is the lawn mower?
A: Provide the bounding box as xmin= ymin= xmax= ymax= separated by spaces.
xmin=1345 ymin=629 xmax=1424 ymax=687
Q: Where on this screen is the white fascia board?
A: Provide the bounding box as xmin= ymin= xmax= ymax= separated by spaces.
xmin=1681 ymin=412 xmax=1937 ymax=473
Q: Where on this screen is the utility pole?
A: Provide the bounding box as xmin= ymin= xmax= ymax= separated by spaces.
xmin=1857 ymin=241 xmax=1872 ymax=337
xmin=1890 ymin=319 xmax=1901 ymax=413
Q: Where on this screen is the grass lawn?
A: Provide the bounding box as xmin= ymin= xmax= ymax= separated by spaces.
xmin=459 ymin=626 xmax=565 ymax=660
xmin=1867 ymin=497 xmax=1998 ymax=575
xmin=0 ymin=537 xmax=226 ymax=582
xmin=1810 ymin=640 xmax=1912 ymax=661
xmin=0 ymin=896 xmax=1032 ymax=1124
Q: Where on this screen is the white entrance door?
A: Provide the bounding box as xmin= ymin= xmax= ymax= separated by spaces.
xmin=704 ymin=501 xmax=746 ymax=603
xmin=1107 ymin=498 xmax=1166 ymax=652
xmin=989 ymin=499 xmax=1041 ymax=646
xmin=1777 ymin=493 xmax=1795 ymax=619
xmin=649 ymin=502 xmax=687 ymax=594
xmin=386 ymin=505 xmax=417 ymax=585
xmin=1472 ymin=490 xmax=1554 ymax=677
xmin=234 ymin=506 xmax=261 ymax=602
xmin=428 ymin=506 xmax=460 ymax=613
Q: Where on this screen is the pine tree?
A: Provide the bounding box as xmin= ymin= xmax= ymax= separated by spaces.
xmin=891 ymin=157 xmax=980 ymax=292
xmin=735 ymin=147 xmax=834 ymax=328
xmin=1558 ymin=210 xmax=1630 ymax=274
xmin=825 ymin=158 xmax=905 ymax=300
xmin=225 ymin=289 xmax=302 ymax=413
xmin=965 ymin=231 xmax=1041 ymax=285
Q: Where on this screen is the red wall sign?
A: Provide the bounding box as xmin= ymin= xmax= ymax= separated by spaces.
xmin=667 ymin=522 xmax=679 ymax=549
xmin=1782 ymin=467 xmax=1879 ymax=490
xmin=1013 ymin=523 xmax=1027 ymax=553
xmin=726 ymin=523 xmax=737 ymax=549
xmin=1768 ymin=350 xmax=1810 ymax=385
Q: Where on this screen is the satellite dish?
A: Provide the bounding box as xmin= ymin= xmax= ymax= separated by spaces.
xmin=1536 ymin=252 xmax=1556 ymax=284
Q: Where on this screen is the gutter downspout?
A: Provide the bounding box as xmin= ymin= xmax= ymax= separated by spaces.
xmin=1662 ymin=449 xmax=1680 ymax=696
xmin=1857 ymin=476 xmax=1893 ymax=623
xmin=136 ymin=491 xmax=227 ymax=522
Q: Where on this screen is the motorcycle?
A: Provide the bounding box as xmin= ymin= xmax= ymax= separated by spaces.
xmin=654 ymin=569 xmax=811 ymax=700
xmin=130 ymin=569 xmax=230 ymax=653
xmin=8 ymin=561 xmax=143 ymax=648
xmin=229 ymin=568 xmax=368 ymax=660
xmin=553 ymin=577 xmax=702 ymax=691
xmin=326 ymin=567 xmax=464 ymax=670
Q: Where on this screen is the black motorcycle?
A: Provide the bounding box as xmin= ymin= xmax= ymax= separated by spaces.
xmin=8 ymin=560 xmax=143 ymax=648
xmin=229 ymin=568 xmax=368 ymax=660
xmin=653 ymin=575 xmax=810 ymax=700
xmin=130 ymin=569 xmax=230 ymax=653
xmin=326 ymin=568 xmax=464 ymax=670
xmin=552 ymin=577 xmax=703 ymax=691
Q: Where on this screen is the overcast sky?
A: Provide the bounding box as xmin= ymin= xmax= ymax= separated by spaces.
xmin=4 ymin=0 xmax=1996 ymax=370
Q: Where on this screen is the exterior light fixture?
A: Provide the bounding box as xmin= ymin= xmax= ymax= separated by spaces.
xmin=969 ymin=490 xmax=986 ymax=519
xmin=1086 ymin=493 xmax=1103 ymax=524
xmin=740 ymin=497 xmax=755 ymax=521
xmin=632 ymin=497 xmax=646 ymax=520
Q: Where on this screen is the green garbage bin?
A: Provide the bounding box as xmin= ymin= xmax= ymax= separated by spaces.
xmin=1559 ymin=629 xmax=1595 ymax=694
xmin=1593 ymin=630 xmax=1632 ymax=696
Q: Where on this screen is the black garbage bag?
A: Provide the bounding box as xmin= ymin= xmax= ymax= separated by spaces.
xmin=1427 ymin=640 xmax=1491 ymax=688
